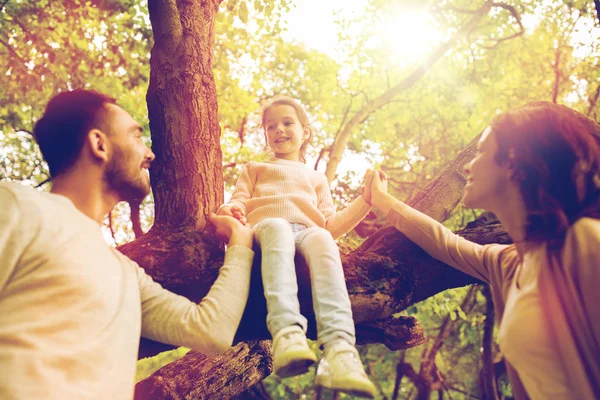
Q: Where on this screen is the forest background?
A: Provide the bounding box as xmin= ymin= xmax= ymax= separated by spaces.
xmin=1 ymin=0 xmax=599 ymax=399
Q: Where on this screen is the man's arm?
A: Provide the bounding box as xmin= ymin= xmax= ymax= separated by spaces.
xmin=0 ymin=186 xmax=27 ymax=293
xmin=135 ymin=215 xmax=254 ymax=355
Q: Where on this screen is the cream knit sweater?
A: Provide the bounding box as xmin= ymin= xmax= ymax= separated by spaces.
xmin=222 ymin=157 xmax=372 ymax=240
xmin=0 ymin=182 xmax=254 ymax=400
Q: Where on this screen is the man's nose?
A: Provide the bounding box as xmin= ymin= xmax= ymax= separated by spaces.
xmin=146 ymin=148 xmax=156 ymax=162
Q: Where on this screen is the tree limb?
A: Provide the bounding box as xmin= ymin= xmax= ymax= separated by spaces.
xmin=147 ymin=0 xmax=182 ymax=49
xmin=323 ymin=1 xmax=492 ymax=182
xmin=481 ymin=284 xmax=500 ymax=400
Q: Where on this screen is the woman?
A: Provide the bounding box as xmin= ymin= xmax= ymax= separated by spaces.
xmin=370 ymin=101 xmax=600 ymax=399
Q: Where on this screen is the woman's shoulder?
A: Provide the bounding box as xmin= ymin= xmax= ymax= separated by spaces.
xmin=568 ymin=217 xmax=600 ymax=242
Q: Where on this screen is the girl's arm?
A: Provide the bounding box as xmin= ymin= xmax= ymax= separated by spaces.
xmin=218 ymin=163 xmax=255 ymax=217
xmin=317 ymin=175 xmax=372 ymax=240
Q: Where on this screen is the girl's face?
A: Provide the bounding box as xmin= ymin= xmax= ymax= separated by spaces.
xmin=463 ymin=127 xmax=514 ymax=210
xmin=264 ymin=104 xmax=309 ymax=161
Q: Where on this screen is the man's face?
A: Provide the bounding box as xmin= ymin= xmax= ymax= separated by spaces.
xmin=103 ymin=104 xmax=155 ymax=202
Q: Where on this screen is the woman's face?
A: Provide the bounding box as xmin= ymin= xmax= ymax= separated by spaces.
xmin=463 ymin=127 xmax=514 ymax=210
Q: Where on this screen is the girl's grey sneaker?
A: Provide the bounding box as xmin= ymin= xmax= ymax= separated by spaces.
xmin=314 ymin=341 xmax=376 ymax=398
xmin=271 ymin=325 xmax=317 ymax=378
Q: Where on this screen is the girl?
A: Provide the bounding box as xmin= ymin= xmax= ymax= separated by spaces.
xmin=369 ymin=102 xmax=600 ymax=399
xmin=218 ymin=96 xmax=376 ymax=398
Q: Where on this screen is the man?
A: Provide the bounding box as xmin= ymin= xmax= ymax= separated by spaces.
xmin=0 ymin=90 xmax=254 ymax=399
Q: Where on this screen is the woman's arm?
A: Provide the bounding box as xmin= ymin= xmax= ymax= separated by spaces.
xmin=371 ymin=172 xmax=503 ymax=283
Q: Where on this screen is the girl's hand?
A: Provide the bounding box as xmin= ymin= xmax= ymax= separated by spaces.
xmin=208 ymin=213 xmax=253 ymax=248
xmin=361 ymin=169 xmax=375 ymax=205
xmin=371 ymin=170 xmax=388 ymax=200
xmin=217 ymin=205 xmax=248 ymax=225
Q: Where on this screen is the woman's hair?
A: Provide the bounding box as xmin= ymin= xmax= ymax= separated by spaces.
xmin=490 ymin=101 xmax=600 ymax=248
xmin=261 ymin=95 xmax=314 ymax=163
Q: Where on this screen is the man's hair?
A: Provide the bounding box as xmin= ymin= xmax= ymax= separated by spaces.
xmin=33 ymin=89 xmax=117 ymax=177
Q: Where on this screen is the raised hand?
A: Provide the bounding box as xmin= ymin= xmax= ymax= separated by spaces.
xmin=361 ymin=169 xmax=375 ymax=205
xmin=372 ymin=170 xmax=388 ymax=197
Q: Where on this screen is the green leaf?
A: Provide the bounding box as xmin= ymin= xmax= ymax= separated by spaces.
xmin=238 ymin=1 xmax=248 ymax=24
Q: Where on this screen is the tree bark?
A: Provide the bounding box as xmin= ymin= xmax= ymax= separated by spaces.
xmin=146 ymin=0 xmax=223 ymax=229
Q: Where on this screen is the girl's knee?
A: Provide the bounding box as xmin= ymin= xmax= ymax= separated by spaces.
xmin=299 ymin=227 xmax=334 ymax=243
xmin=255 ymin=218 xmax=291 ymax=234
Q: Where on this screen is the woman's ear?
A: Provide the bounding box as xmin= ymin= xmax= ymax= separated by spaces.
xmin=87 ymin=129 xmax=109 ymax=162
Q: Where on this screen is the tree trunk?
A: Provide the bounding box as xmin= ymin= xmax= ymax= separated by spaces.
xmin=146 ymin=0 xmax=223 ymax=229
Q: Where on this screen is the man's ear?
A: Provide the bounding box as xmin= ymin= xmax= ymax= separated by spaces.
xmin=87 ymin=129 xmax=109 ymax=162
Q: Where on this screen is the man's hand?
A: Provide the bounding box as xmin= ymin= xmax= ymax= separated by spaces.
xmin=217 ymin=205 xmax=247 ymax=225
xmin=208 ymin=213 xmax=253 ymax=248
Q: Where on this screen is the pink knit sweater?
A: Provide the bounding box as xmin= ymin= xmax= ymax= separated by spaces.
xmin=221 ymin=157 xmax=372 ymax=240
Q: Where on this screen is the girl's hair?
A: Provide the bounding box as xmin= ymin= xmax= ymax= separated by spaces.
xmin=261 ymin=95 xmax=314 ymax=163
xmin=490 ymin=101 xmax=600 ymax=249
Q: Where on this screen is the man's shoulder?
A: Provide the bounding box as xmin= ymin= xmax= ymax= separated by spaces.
xmin=0 ymin=181 xmax=44 ymax=210
xmin=0 ymin=181 xmax=47 ymax=198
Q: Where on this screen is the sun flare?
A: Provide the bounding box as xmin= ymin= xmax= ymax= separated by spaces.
xmin=380 ymin=9 xmax=443 ymax=64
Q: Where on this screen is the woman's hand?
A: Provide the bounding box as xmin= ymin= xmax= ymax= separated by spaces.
xmin=362 ymin=169 xmax=388 ymax=205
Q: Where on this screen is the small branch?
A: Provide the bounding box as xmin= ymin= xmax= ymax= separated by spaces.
xmin=0 ymin=0 xmax=9 ymax=11
xmin=366 ymin=357 xmax=388 ymax=400
xmin=594 ymin=0 xmax=600 ymax=28
xmin=392 ymin=352 xmax=405 ymax=400
xmin=587 ymin=82 xmax=600 ymax=117
xmin=480 ymin=2 xmax=525 ymax=49
xmin=314 ymin=147 xmax=327 ymax=170
xmin=481 ymin=284 xmax=500 ymax=400
xmin=129 ymin=199 xmax=144 ymax=239
xmin=551 ymin=47 xmax=562 ymax=104
xmin=238 ymin=115 xmax=247 ymax=147
xmin=108 ymin=210 xmax=118 ymax=245
xmin=0 ymin=37 xmax=42 ymax=78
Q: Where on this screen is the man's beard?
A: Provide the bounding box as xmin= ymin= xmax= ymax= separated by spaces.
xmin=104 ymin=147 xmax=149 ymax=203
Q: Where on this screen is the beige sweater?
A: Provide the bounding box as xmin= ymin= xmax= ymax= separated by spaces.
xmin=223 ymin=157 xmax=372 ymax=239
xmin=388 ymin=201 xmax=600 ymax=400
xmin=0 ymin=182 xmax=254 ymax=400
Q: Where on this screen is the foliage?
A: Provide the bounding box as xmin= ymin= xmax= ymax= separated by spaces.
xmin=1 ymin=0 xmax=599 ymax=398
